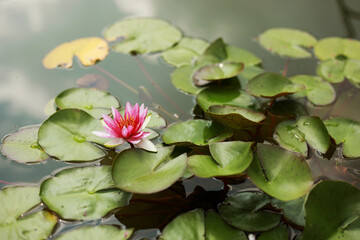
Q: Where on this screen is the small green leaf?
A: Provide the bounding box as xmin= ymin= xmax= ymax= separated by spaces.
xmin=272 ymin=196 xmax=306 ymax=227
xmin=171 ymin=65 xmax=202 ymax=95
xmin=112 ymin=146 xmax=187 ymax=194
xmin=226 ymin=45 xmax=262 ymax=67
xmin=40 ymin=166 xmax=131 ymax=220
xmin=1 ymin=126 xmax=49 ymax=163
xmin=247 ymin=144 xmax=313 ymax=201
xmin=219 ymin=191 xmax=281 ymax=232
xmin=196 ymin=38 xmax=227 ymax=67
xmin=162 ymin=120 xmax=233 ymax=146
xmin=259 ymin=28 xmax=317 ymax=58
xmin=246 ymin=72 xmax=304 ymax=98
xmin=55 ymin=88 xmax=120 ymax=119
xmin=290 ymin=75 xmax=336 ymax=106
xmin=324 ymin=117 xmax=360 ymax=158
xmin=104 ymin=18 xmax=182 ymax=54
xmin=55 ymin=225 xmax=133 ymax=240
xmin=314 ymin=37 xmax=360 ymax=61
xmin=316 ymin=59 xmax=346 ymax=83
xmin=258 ymin=225 xmax=289 ymax=240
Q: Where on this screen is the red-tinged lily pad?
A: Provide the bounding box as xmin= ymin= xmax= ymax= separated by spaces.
xmin=246 ymin=72 xmax=304 ymax=98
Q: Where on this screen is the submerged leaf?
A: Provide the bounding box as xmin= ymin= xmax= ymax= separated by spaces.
xmin=258 ymin=28 xmax=317 ymax=58
xmin=76 ymin=74 xmax=109 ymax=90
xmin=258 ymin=225 xmax=289 ymax=240
xmin=43 ymin=37 xmax=109 ymax=69
xmin=104 ymin=18 xmax=182 ymax=54
xmin=55 ymin=225 xmax=133 ymax=240
xmin=272 ymin=196 xmax=306 ymax=227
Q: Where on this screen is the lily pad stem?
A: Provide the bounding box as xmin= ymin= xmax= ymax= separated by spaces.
xmin=283 ymin=59 xmax=290 ymax=76
xmin=0 ymin=180 xmax=14 ymax=185
xmin=129 ymin=143 xmax=135 ymax=148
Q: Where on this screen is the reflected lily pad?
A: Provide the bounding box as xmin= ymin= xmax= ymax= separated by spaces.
xmin=104 ymin=18 xmax=182 ymax=54
xmin=324 ymin=117 xmax=360 ymax=158
xmin=1 ymin=126 xmax=49 ymax=163
xmin=205 ymin=210 xmax=247 ymax=240
xmin=171 ymin=65 xmax=202 ymax=95
xmin=197 ymin=86 xmax=259 ymax=111
xmin=55 ymin=88 xmax=120 ymax=119
xmin=188 ymin=141 xmax=253 ymax=178
xmin=162 ymin=37 xmax=209 ymax=67
xmin=258 ymin=225 xmax=289 ymax=240
xmin=258 ymin=28 xmax=317 ymax=58
xmin=246 ymin=72 xmax=304 ymax=98
xmin=303 ymin=181 xmax=360 ymax=239
xmin=274 ymin=120 xmax=308 ymax=156
xmin=76 ymin=73 xmax=109 ymax=90
xmin=314 ymin=37 xmax=360 ymax=60
xmin=112 ymin=146 xmax=187 ymax=194
xmin=43 ymin=37 xmax=109 ymax=69
xmin=40 ymin=166 xmax=131 ymax=220
xmin=162 ymin=120 xmax=233 ymax=146
xmin=193 ymin=62 xmax=244 ymax=86
xmin=290 ymin=75 xmax=336 ymax=106
xmin=247 ymin=144 xmax=313 ymax=201
xmin=159 ymin=209 xmax=205 ymax=240
xmin=55 ymin=225 xmax=133 ymax=240
xmin=219 ymin=191 xmax=281 ymax=232
xmin=0 ymin=186 xmax=57 ymax=240
xmin=296 ymin=116 xmax=330 ymax=154
xmin=38 ymin=109 xmax=107 ymax=161
xmin=272 ymin=196 xmax=306 ymax=227
xmin=206 ymin=105 xmax=265 ymax=129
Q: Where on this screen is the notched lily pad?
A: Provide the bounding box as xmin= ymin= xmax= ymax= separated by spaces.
xmin=38 ymin=109 xmax=107 ymax=161
xmin=188 ymin=141 xmax=253 ymax=178
xmin=40 ymin=166 xmax=131 ymax=220
xmin=290 ymin=75 xmax=336 ymax=106
xmin=103 ymin=18 xmax=182 ymax=54
xmin=0 ymin=186 xmax=57 ymax=240
xmin=162 ymin=120 xmax=233 ymax=146
xmin=314 ymin=37 xmax=360 ymax=61
xmin=112 ymin=146 xmax=187 ymax=194
xmin=324 ymin=117 xmax=360 ymax=158
xmin=219 ymin=191 xmax=281 ymax=232
xmin=55 ymin=88 xmax=120 ymax=119
xmin=43 ymin=37 xmax=109 ymax=69
xmin=193 ymin=62 xmax=244 ymax=86
xmin=247 ymin=144 xmax=313 ymax=201
xmin=1 ymin=125 xmax=49 ymax=163
xmin=246 ymin=72 xmax=304 ymax=98
xmin=258 ymin=28 xmax=317 ymax=58
xmin=55 ymin=225 xmax=133 ymax=240
xmin=303 ymin=181 xmax=360 ymax=239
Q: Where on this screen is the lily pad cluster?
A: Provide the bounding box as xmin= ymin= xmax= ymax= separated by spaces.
xmin=1 ymin=17 xmax=360 ymax=239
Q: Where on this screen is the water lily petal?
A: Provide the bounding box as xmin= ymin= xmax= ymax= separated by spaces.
xmin=127 ymin=139 xmax=141 ymax=144
xmin=102 ymin=114 xmax=117 ymax=130
xmin=122 ymin=126 xmax=129 ymax=138
xmin=112 ymin=107 xmax=123 ymax=123
xmin=135 ymin=139 xmax=157 ymax=152
xmin=92 ymin=131 xmax=113 ymax=138
xmin=105 ymin=138 xmax=126 ymax=147
xmin=142 ymin=114 xmax=152 ymax=130
xmin=132 ymin=103 xmax=139 ymax=118
xmin=125 ymin=102 xmax=132 ymax=119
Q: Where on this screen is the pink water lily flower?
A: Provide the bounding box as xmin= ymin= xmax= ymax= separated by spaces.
xmin=92 ymin=102 xmax=157 ymax=152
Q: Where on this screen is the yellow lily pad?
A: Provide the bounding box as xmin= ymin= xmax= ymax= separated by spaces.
xmin=42 ymin=37 xmax=109 ymax=69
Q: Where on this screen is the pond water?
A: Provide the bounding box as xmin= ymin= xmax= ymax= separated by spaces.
xmin=1 ymin=0 xmax=360 ymax=239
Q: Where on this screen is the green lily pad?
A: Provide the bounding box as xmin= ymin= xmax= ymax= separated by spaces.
xmin=0 ymin=126 xmax=49 ymax=163
xmin=206 ymin=105 xmax=266 ymax=129
xmin=247 ymin=144 xmax=313 ymax=201
xmin=197 ymin=86 xmax=260 ymax=111
xmin=161 ymin=37 xmax=209 ymax=67
xmin=188 ymin=141 xmax=253 ymax=178
xmin=296 ymin=116 xmax=330 ymax=154
xmin=44 ymin=98 xmax=57 ymax=116
xmin=290 ymin=75 xmax=336 ymax=106
xmin=324 ymin=117 xmax=360 ymax=158
xmin=226 ymin=45 xmax=262 ymax=67
xmin=273 ymin=120 xmax=308 ymax=156
xmin=38 ymin=109 xmax=107 ymax=161
xmin=103 ymin=18 xmax=182 ymax=54
xmin=162 ymin=120 xmax=233 ymax=146
xmin=258 ymin=28 xmax=317 ymax=58
xmin=246 ymin=72 xmax=304 ymax=98
xmin=205 ymin=210 xmax=247 ymax=240
xmin=55 ymin=225 xmax=133 ymax=240
xmin=0 ymin=186 xmax=57 ymax=240
xmin=218 ymin=191 xmax=281 ymax=232
xmin=345 ymin=59 xmax=360 ymax=87
xmin=316 ymin=58 xmax=347 ymax=83
xmin=238 ymin=66 xmax=265 ymax=87
xmin=55 ymin=88 xmax=120 ymax=119
xmin=193 ymin=62 xmax=244 ymax=86
xmin=196 ymin=38 xmax=227 ymax=67
xmin=272 ymin=196 xmax=306 ymax=227
xmin=258 ymin=225 xmax=289 ymax=240
xmin=159 ymin=209 xmax=205 ymax=240
xmin=112 ymin=146 xmax=187 ymax=194
xmin=40 ymin=166 xmax=131 ymax=220
xmin=314 ymin=37 xmax=360 ymax=61
xmin=171 ymin=65 xmax=202 ymax=95
xmin=303 ymin=181 xmax=360 ymax=240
